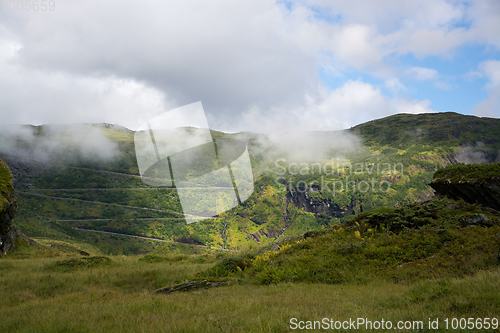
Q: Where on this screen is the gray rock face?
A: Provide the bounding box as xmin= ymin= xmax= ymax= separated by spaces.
xmin=1 ymin=225 xmax=41 ymax=255
xmin=430 ymin=178 xmax=500 ymax=211
xmin=286 ymin=185 xmax=354 ymax=218
xmin=459 ymin=213 xmax=495 ymax=227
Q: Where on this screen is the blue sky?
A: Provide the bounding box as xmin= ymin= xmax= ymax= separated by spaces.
xmin=317 ymin=45 xmax=497 ymax=115
xmin=0 ymin=0 xmax=499 ymax=132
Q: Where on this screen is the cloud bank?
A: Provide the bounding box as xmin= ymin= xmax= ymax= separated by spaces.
xmin=0 ymin=0 xmax=499 ymax=132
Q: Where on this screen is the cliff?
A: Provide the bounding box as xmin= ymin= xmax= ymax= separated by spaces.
xmin=429 ymin=162 xmax=500 ymax=211
xmin=286 ymin=184 xmax=354 ymax=219
xmin=0 ymin=158 xmax=18 ymax=255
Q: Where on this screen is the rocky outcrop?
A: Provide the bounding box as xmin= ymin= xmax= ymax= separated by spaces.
xmin=1 ymin=225 xmax=42 ymax=255
xmin=245 ymin=227 xmax=282 ymax=242
xmin=0 ymin=152 xmax=50 ymax=190
xmin=0 ymin=158 xmax=41 ymax=256
xmin=0 ymin=158 xmax=18 ymax=255
xmin=154 ymin=280 xmax=232 ymax=294
xmin=286 ymin=184 xmax=354 ymax=218
xmin=459 ymin=213 xmax=495 ymax=227
xmin=429 ymin=163 xmax=500 ymax=211
xmin=430 ymin=179 xmax=500 ymax=211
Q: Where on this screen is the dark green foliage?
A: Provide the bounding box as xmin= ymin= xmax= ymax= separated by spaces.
xmin=196 ymin=195 xmax=500 ymax=286
xmin=433 ymin=162 xmax=500 ymax=183
xmin=199 ymin=253 xmax=255 ymax=278
xmin=0 ymin=158 xmax=14 ymax=211
xmin=139 ymin=254 xmax=187 ymax=263
xmin=48 ymin=256 xmax=113 ymax=272
xmin=344 ymin=198 xmax=498 ymax=232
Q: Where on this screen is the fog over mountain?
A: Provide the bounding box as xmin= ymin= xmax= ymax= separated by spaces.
xmin=0 ymin=124 xmax=119 ymax=163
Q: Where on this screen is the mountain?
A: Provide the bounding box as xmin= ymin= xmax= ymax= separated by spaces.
xmin=1 ymin=112 xmax=500 ymax=254
xmin=352 ymin=112 xmax=500 ymax=154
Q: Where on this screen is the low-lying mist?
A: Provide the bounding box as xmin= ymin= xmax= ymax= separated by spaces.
xmin=0 ymin=124 xmax=119 ymax=164
xmin=246 ymin=129 xmax=364 ymax=166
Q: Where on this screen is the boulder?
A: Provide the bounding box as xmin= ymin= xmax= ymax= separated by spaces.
xmin=459 ymin=213 xmax=495 ymax=227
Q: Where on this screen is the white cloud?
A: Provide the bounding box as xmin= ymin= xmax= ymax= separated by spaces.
xmin=434 ymin=81 xmax=452 ymax=91
xmin=473 ymin=87 xmax=500 ymax=117
xmin=466 ymin=0 xmax=500 ymax=49
xmin=385 ymin=77 xmax=407 ymax=92
xmin=0 ymin=0 xmax=498 ymax=132
xmin=234 ymin=80 xmax=435 ymax=133
xmin=389 ymin=97 xmax=434 ymax=115
xmin=0 ymin=1 xmax=321 ymax=129
xmin=480 ymin=60 xmax=500 ymax=88
xmin=0 ymin=39 xmax=175 ymax=129
xmin=332 ymin=24 xmax=387 ymax=73
xmin=406 ymin=67 xmax=439 ymax=81
xmin=473 ymin=60 xmax=500 ymax=117
xmin=301 ymin=0 xmax=494 ymax=59
xmin=464 ymin=70 xmax=483 ymax=81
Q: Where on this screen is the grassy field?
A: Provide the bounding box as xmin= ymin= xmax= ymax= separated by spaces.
xmin=1 ymin=237 xmax=500 ymax=332
xmin=2 ymin=194 xmax=500 ymax=332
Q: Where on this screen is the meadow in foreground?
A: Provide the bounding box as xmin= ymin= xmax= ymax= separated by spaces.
xmin=1 ymin=248 xmax=500 ymax=333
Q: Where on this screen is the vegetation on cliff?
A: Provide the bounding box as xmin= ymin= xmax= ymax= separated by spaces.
xmin=432 ymin=162 xmax=500 ymax=184
xmin=430 ymin=162 xmax=500 ymax=211
xmin=197 ymin=197 xmax=499 ymax=285
xmin=0 ymin=158 xmax=15 ymax=212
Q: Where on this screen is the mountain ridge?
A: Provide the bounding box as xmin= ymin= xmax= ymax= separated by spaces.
xmin=1 ymin=112 xmax=500 ymax=254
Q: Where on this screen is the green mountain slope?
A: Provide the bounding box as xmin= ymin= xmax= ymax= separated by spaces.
xmin=352 ymin=112 xmax=500 ymax=151
xmin=195 ymin=164 xmax=500 ymax=286
xmin=1 ymin=112 xmax=499 ymax=254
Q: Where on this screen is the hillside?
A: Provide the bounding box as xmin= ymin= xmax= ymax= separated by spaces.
xmin=1 ymin=112 xmax=500 ymax=254
xmin=1 ymin=150 xmax=500 ymax=332
xmin=190 ymin=163 xmax=499 ymax=289
xmin=352 ymin=112 xmax=500 ymax=155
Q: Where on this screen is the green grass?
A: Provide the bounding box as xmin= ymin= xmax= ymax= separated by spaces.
xmin=2 ymin=182 xmax=500 ymax=331
xmin=1 ymin=253 xmax=499 ymax=332
xmin=47 ymin=256 xmax=114 ymax=272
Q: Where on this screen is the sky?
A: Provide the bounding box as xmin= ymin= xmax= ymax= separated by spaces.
xmin=1 ymin=0 xmax=499 ymax=133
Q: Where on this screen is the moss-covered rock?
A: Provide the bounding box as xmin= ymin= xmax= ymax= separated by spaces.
xmin=0 ymin=158 xmax=18 ymax=255
xmin=430 ymin=162 xmax=500 ymax=211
